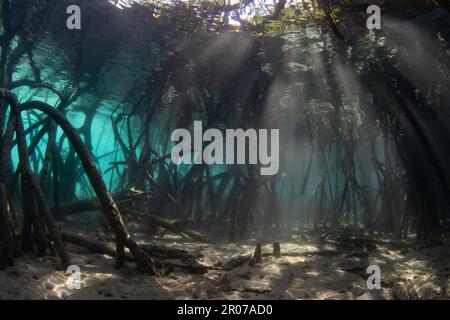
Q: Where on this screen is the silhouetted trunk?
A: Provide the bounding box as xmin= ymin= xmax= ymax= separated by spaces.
xmin=19 ymin=98 xmax=155 ymax=274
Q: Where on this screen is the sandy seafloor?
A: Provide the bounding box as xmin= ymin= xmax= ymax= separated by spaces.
xmin=1 ymin=227 xmax=449 ymax=300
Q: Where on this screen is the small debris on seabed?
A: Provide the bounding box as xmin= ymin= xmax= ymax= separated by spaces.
xmin=0 ymin=228 xmax=449 ymax=300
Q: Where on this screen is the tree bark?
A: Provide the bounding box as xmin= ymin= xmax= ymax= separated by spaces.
xmin=17 ymin=97 xmax=155 ymax=274
xmin=12 ymin=94 xmax=70 ymax=268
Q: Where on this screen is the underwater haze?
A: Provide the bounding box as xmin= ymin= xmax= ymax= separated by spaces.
xmin=0 ymin=0 xmax=450 ymax=301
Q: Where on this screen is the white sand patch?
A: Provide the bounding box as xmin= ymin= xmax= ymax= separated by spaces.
xmin=1 ymin=235 xmax=449 ymax=300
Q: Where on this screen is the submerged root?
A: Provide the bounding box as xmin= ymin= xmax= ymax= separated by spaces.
xmin=126 ymin=238 xmax=157 ymax=275
xmin=0 ymin=89 xmax=158 ymax=274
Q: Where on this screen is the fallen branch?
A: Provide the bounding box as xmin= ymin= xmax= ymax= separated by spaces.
xmin=261 ymin=249 xmax=345 ymax=258
xmin=141 ymin=244 xmax=203 ymax=260
xmin=123 ymin=207 xmax=208 ymax=242
xmin=52 ymin=188 xmax=154 ymax=217
xmin=61 ymin=231 xmax=208 ymax=274
xmin=329 ymin=236 xmax=446 ymax=251
xmin=241 ymin=286 xmax=271 ymax=294
xmin=61 ymin=231 xmax=117 ymax=257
